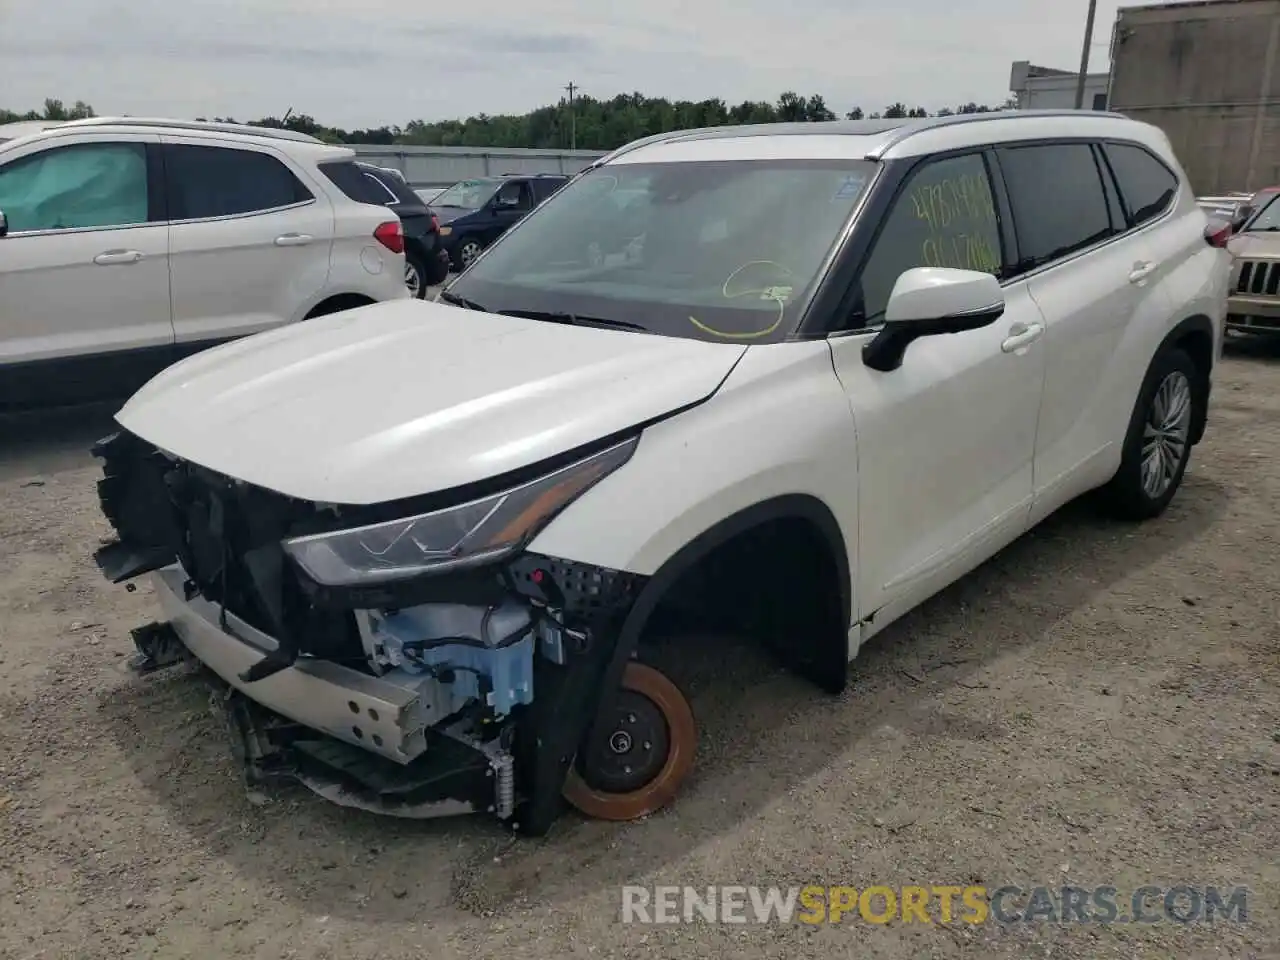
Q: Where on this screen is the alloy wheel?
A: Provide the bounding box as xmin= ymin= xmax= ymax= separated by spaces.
xmin=1140 ymin=370 xmax=1192 ymax=499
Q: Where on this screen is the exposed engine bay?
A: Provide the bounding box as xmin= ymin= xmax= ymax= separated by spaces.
xmin=91 ymin=429 xmax=690 ymax=835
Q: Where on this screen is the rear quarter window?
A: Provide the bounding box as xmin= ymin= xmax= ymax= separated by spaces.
xmin=318 ymin=160 xmax=388 ymax=205
xmin=1101 ymin=142 xmax=1179 ymax=227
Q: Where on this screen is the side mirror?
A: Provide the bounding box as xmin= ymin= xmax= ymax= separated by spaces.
xmin=862 ymin=267 xmax=1005 ymax=372
xmin=0 ymin=209 xmax=7 ymax=238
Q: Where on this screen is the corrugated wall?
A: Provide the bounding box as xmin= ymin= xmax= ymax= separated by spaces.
xmin=1109 ymin=0 xmax=1280 ymax=194
xmin=346 ymin=145 xmax=606 ymax=188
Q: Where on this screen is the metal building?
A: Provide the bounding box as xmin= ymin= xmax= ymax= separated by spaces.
xmin=1107 ymin=0 xmax=1280 ymax=194
xmin=1009 ymin=61 xmax=1112 ymax=110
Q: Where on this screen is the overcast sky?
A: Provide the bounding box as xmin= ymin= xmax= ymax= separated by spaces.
xmin=0 ymin=0 xmax=1122 ymax=129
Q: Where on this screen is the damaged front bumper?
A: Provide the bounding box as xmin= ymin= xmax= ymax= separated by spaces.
xmin=151 ymin=564 xmax=432 ymax=764
xmin=93 ymin=430 xmax=648 ymax=834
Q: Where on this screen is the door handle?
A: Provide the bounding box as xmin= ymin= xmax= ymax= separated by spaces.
xmin=1128 ymin=260 xmax=1158 ymax=284
xmin=1001 ymin=321 xmax=1045 ymax=354
xmin=93 ymin=249 xmax=144 ymax=265
xmin=274 ymin=233 xmax=313 ymax=246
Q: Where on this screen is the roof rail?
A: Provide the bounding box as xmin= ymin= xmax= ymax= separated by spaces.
xmin=864 ymin=108 xmax=1134 ymax=158
xmin=53 ymin=116 xmax=325 ymax=144
xmin=584 ymin=110 xmax=1139 ymax=168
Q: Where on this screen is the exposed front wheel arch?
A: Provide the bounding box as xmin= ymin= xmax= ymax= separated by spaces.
xmin=605 ymin=495 xmax=853 ymax=703
xmin=303 ymin=293 xmax=376 ymax=320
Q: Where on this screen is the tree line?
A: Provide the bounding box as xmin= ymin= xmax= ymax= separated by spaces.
xmin=3 ymin=93 xmax=1017 ymax=151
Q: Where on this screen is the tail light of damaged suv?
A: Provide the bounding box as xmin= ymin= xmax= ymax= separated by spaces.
xmin=373 ymin=220 xmax=404 ymax=254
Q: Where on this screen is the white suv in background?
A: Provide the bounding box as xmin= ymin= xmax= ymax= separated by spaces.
xmin=0 ymin=117 xmax=408 ymax=410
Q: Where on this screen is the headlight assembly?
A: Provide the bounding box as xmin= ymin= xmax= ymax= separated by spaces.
xmin=281 ymin=437 xmax=638 ymax=587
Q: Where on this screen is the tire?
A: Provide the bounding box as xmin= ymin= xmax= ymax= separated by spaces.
xmin=424 ymin=248 xmax=450 ymax=287
xmin=454 ymin=237 xmax=483 ymax=270
xmin=562 ymin=661 xmax=696 ymax=821
xmin=1098 ymin=345 xmax=1200 ymax=520
xmin=404 ymin=251 xmax=427 ymax=299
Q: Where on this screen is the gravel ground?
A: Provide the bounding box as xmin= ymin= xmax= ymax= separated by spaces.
xmin=0 ymin=340 xmax=1277 ymax=960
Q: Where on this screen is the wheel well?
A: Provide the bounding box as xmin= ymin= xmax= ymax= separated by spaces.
xmin=305 ymin=293 xmax=376 ymax=319
xmin=1168 ymin=315 xmax=1214 ymax=445
xmin=641 ymin=512 xmax=850 ymax=694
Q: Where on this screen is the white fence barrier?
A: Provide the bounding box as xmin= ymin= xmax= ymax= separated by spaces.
xmin=1198 ymin=193 xmax=1252 ymax=218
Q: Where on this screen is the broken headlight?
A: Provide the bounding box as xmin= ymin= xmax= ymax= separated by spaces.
xmin=281 ymin=437 xmax=638 ymax=586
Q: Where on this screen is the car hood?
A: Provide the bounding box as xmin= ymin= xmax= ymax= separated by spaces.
xmin=115 ymin=299 xmax=746 ymax=505
xmin=1227 ymin=230 xmax=1280 ymax=258
xmin=431 ymin=205 xmax=475 ymax=225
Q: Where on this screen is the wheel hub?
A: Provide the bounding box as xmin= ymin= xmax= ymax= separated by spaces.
xmin=579 ymin=689 xmax=669 ymax=794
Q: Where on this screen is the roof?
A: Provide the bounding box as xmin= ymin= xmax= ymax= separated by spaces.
xmin=53 ymin=116 xmax=325 ymax=143
xmin=597 ymin=110 xmax=1148 ymax=166
xmin=0 ymin=116 xmax=351 ymax=159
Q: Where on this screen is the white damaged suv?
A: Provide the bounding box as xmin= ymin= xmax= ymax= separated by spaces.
xmin=93 ymin=111 xmax=1228 ymax=834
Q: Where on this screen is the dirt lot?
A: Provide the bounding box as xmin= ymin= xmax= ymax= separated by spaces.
xmin=0 ymin=342 xmax=1277 ymax=960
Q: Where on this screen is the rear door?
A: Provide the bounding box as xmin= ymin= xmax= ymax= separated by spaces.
xmin=161 ymin=137 xmax=335 ymax=350
xmin=0 ymin=133 xmax=172 ymax=406
xmin=993 ymin=141 xmax=1168 ymax=522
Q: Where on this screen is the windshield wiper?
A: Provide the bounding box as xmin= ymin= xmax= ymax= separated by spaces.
xmin=497 ymin=309 xmax=649 ymax=332
xmin=437 ymin=289 xmax=487 ymax=311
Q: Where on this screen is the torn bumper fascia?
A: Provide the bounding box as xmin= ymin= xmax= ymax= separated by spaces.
xmin=151 ymin=564 xmax=431 ymax=763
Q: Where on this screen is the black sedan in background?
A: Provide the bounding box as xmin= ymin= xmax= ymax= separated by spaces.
xmin=358 ymin=163 xmax=451 ymax=297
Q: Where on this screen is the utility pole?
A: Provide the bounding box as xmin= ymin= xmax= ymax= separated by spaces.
xmin=565 ymin=81 xmax=578 ymax=150
xmin=1074 ymin=0 xmax=1099 ymax=109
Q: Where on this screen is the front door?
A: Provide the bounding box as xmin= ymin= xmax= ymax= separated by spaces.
xmin=486 ymin=179 xmax=534 ymax=244
xmin=0 ymin=135 xmax=173 ymax=406
xmin=825 ymin=150 xmax=1048 ymax=630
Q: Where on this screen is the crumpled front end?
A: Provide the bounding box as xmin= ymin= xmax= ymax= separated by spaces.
xmin=92 ymin=429 xmax=648 ymax=834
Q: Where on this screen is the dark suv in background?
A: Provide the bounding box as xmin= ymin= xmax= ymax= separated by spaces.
xmin=430 ymin=173 xmax=569 ymax=270
xmin=357 ymin=163 xmax=451 ymax=296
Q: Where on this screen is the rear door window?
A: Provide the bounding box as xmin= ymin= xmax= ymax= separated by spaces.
xmin=1102 ymin=142 xmax=1179 ymax=228
xmin=997 ymin=142 xmax=1114 ymax=271
xmin=164 ymin=144 xmax=312 ymax=220
xmin=0 ymin=142 xmax=149 ymax=232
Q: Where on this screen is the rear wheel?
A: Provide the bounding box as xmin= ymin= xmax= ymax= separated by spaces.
xmin=404 ymin=251 xmax=428 ymax=299
xmin=562 ymin=661 xmax=696 ymax=820
xmin=1098 ymin=346 xmax=1199 ymax=519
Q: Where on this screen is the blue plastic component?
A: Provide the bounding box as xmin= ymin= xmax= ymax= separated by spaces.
xmin=368 ymin=604 xmax=535 ymax=718
xmin=411 ymin=634 xmax=535 ymax=717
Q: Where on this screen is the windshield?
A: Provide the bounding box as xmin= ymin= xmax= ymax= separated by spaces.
xmin=1244 ymin=193 xmax=1280 ymax=232
xmin=446 ymin=159 xmax=877 ymax=343
xmin=432 ymin=177 xmax=501 ymax=210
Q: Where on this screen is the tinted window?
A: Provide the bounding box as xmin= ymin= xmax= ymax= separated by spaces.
xmin=495 ymin=180 xmax=532 ymax=210
xmin=854 ymin=152 xmax=1002 ymax=327
xmin=319 ymin=159 xmax=386 ymax=204
xmin=0 ymin=142 xmax=148 ymax=232
xmin=1103 ymin=142 xmax=1178 ymax=227
xmin=165 ymin=144 xmax=311 ymax=220
xmin=998 ymin=143 xmax=1112 ymax=270
xmin=532 ymin=177 xmax=567 ymax=201
xmin=362 ymin=172 xmax=399 ymax=204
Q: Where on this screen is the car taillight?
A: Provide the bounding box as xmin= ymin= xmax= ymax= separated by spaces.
xmin=430 ymin=213 xmax=440 ymax=231
xmin=374 ymin=220 xmax=404 ymax=254
xmin=1204 ymin=219 xmax=1233 ymax=248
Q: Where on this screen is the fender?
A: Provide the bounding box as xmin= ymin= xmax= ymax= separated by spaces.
xmin=1159 ymin=313 xmax=1216 ymax=445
